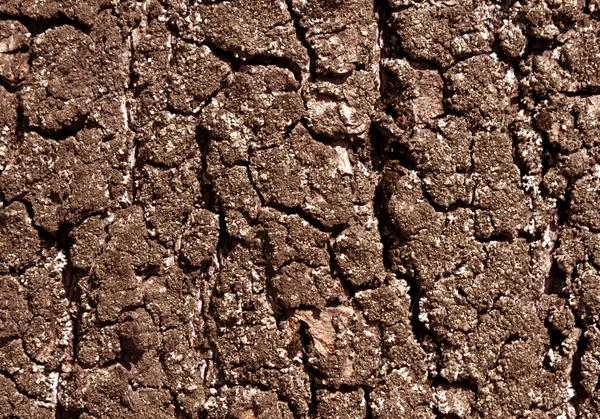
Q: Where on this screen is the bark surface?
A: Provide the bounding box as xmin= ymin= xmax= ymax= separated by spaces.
xmin=1 ymin=0 xmax=600 ymax=417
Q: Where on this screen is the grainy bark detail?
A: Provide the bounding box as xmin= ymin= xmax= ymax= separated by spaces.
xmin=1 ymin=0 xmax=600 ymax=418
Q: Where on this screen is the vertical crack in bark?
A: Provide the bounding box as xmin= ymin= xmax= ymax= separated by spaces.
xmin=126 ymin=30 xmax=140 ymax=205
xmin=284 ymin=0 xmax=317 ymax=83
xmin=570 ymin=322 xmax=587 ymax=415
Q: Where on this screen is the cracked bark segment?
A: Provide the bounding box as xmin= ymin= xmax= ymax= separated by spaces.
xmin=74 ymin=316 xmax=120 ymax=369
xmin=0 ymin=373 xmax=56 ymax=418
xmin=199 ymin=66 xmax=303 ymax=240
xmin=434 ymin=296 xmax=574 ymax=417
xmin=290 ymin=0 xmax=378 ymax=75
xmin=497 ymin=20 xmax=528 ymax=58
xmin=316 ymin=388 xmax=366 ymax=419
xmin=533 ymin=94 xmax=600 ymax=202
xmin=0 ymin=132 xmax=57 ymax=201
xmin=179 ymin=208 xmax=220 ymax=269
xmin=70 ymin=207 xmax=161 ymax=320
xmin=0 ymin=0 xmax=105 ymax=25
xmin=535 ymin=94 xmax=600 ymax=153
xmin=204 ymin=386 xmax=295 ymax=419
xmin=0 ymin=20 xmax=28 ymax=53
xmin=0 ymin=87 xmax=18 ymax=170
xmin=390 ymin=1 xmax=496 ymax=69
xmin=554 ymin=166 xmax=599 ymax=228
xmin=0 ymin=20 xmax=30 ymax=86
xmin=0 ymin=360 xmax=56 ymax=418
xmin=405 ymin=117 xmax=474 ymax=208
xmin=557 ymin=230 xmax=600 ymax=418
xmin=386 ymin=205 xmax=485 ymax=287
xmin=0 ymin=129 xmax=133 ymax=233
xmin=0 ymin=339 xmax=60 ymax=409
xmin=177 ymin=0 xmax=309 ymax=74
xmin=579 ymin=394 xmax=600 ymax=417
xmin=258 ymin=207 xmax=348 ymax=307
xmin=69 ymin=216 xmax=109 ymax=272
xmin=472 ymin=130 xmax=531 ymax=239
xmin=355 ymin=279 xmax=410 ymax=327
xmin=0 ymin=133 xmax=64 ymax=232
xmin=304 ymin=70 xmax=378 ymax=140
xmin=22 ymin=23 xmax=127 ymax=136
xmin=210 ymin=245 xmax=312 ymax=414
xmin=159 ymin=311 xmax=210 ymax=416
xmin=63 ymin=364 xmax=175 ymax=418
xmin=507 ymin=0 xmax=585 ymax=42
xmin=381 ymin=166 xmax=444 ymax=240
xmin=432 ymin=385 xmax=475 ymax=418
xmin=554 ymin=228 xmax=600 ymax=281
xmin=67 ymin=249 xmax=209 ymax=417
xmin=200 ymin=65 xmax=303 ymax=157
xmin=484 ymin=303 xmax=576 ymax=417
xmin=332 ymin=221 xmax=386 ymax=287
xmin=0 ymin=255 xmax=72 ymax=418
xmin=212 ymin=165 xmax=262 ymax=240
xmin=422 ymin=239 xmax=540 ymax=344
xmin=0 ymin=275 xmax=32 ymax=341
xmin=381 ymin=58 xmax=444 ymax=127
xmin=270 ymin=262 xmax=339 ymax=309
xmin=129 ymin=6 xmax=171 ymax=131
xmin=136 ymin=159 xmax=203 ymax=246
xmin=167 ymin=41 xmax=231 ymax=114
xmin=104 ymin=206 xmax=165 ymax=270
xmin=257 ymin=207 xmax=331 ymax=274
xmin=87 ymin=254 xmax=145 ymax=325
xmin=355 ymin=278 xmax=427 ymax=379
xmin=521 ymin=20 xmax=600 ymax=95
xmin=294 ymin=306 xmax=381 ymax=388
xmin=567 ymin=259 xmax=600 ymax=322
xmin=473 ymin=240 xmax=542 ymax=309
xmin=370 ymin=368 xmax=434 ymax=419
xmin=251 ymin=124 xmax=362 ymax=229
xmin=138 ymin=112 xmax=198 ymax=167
xmin=211 ymin=245 xmax=273 ymax=328
xmin=130 ymin=2 xmax=173 ymax=90
xmin=512 ymin=119 xmax=544 ymax=177
xmin=5 ymin=0 xmax=600 ymax=415
xmin=0 ymin=202 xmax=42 ymax=273
xmin=443 ymin=54 xmax=518 ymax=127
xmin=580 ymin=324 xmax=600 ymax=394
